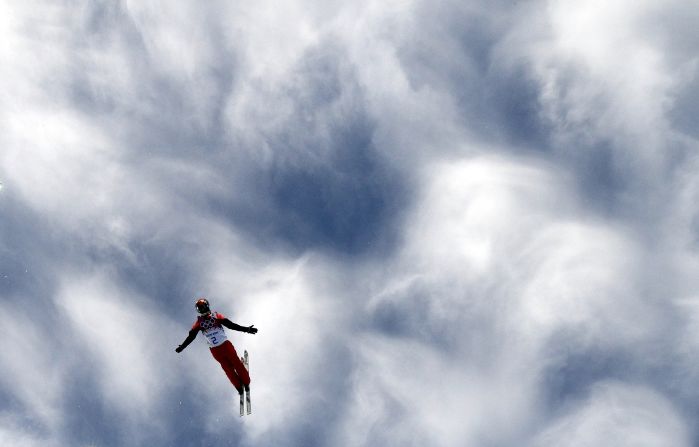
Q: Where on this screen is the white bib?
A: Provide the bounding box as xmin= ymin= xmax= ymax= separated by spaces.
xmin=203 ymin=325 xmax=227 ymax=347
xmin=199 ymin=313 xmax=228 ymax=347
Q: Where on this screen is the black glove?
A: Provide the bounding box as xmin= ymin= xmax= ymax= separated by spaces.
xmin=175 ymin=345 xmax=184 ymax=353
xmin=247 ymin=325 xmax=258 ymax=334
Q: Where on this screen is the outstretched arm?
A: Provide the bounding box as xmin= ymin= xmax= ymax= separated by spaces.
xmin=175 ymin=329 xmax=199 ymax=352
xmin=220 ymin=318 xmax=258 ymax=334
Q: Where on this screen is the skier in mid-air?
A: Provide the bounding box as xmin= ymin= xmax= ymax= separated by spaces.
xmin=175 ymin=298 xmax=258 ymax=401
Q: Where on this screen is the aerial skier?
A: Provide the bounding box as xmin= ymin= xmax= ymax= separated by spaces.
xmin=175 ymin=298 xmax=258 ymax=415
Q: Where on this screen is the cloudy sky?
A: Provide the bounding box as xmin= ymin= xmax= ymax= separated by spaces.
xmin=1 ymin=0 xmax=699 ymax=446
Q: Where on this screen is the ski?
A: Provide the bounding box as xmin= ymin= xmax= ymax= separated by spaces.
xmin=244 ymin=350 xmax=251 ymax=415
xmin=238 ymin=350 xmax=251 ymax=416
xmin=245 ymin=388 xmax=251 ymax=415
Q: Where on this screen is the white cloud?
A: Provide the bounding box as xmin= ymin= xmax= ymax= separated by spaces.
xmin=211 ymin=255 xmax=340 ymax=440
xmin=520 ymin=0 xmax=680 ymax=148
xmin=335 ymin=336 xmax=488 ymax=447
xmin=403 ymin=155 xmax=571 ymax=279
xmin=530 ymin=382 xmax=690 ymax=447
xmin=347 ymin=153 xmax=680 ymax=444
xmin=0 ymin=414 xmax=51 ymax=447
xmin=0 ymin=305 xmax=64 ymax=431
xmin=55 ymin=271 xmax=179 ymax=432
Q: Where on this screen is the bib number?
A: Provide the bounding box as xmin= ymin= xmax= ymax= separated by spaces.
xmin=204 ymin=327 xmax=227 ymax=347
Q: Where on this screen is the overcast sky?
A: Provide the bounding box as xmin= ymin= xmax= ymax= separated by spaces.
xmin=1 ymin=1 xmax=699 ymax=446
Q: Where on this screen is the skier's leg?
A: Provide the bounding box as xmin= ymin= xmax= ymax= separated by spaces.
xmin=221 ymin=341 xmax=251 ymax=388
xmin=210 ymin=344 xmax=244 ymax=394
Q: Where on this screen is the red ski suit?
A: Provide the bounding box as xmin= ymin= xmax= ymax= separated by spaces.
xmin=185 ymin=312 xmax=251 ymax=393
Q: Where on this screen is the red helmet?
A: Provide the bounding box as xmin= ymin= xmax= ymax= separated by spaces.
xmin=195 ymin=298 xmax=211 ymax=316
